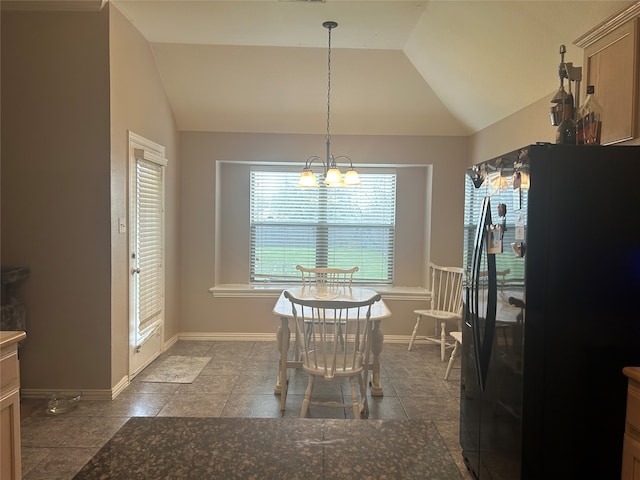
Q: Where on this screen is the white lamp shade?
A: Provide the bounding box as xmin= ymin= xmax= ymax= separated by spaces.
xmin=323 ymin=167 xmax=343 ymax=186
xmin=344 ymin=169 xmax=360 ymax=185
xmin=298 ymin=170 xmax=319 ymax=187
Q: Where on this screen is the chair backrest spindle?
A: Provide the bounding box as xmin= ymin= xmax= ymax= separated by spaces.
xmin=429 ymin=262 xmax=464 ymax=316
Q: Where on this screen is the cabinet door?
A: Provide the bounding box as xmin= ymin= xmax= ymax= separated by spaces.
xmin=583 ymin=17 xmax=639 ymax=145
xmin=623 ymin=433 xmax=640 ymax=480
xmin=0 ymin=390 xmax=21 ymax=480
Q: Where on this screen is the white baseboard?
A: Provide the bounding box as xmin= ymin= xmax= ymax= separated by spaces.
xmin=177 ymin=332 xmax=277 ymax=342
xmin=163 ymin=333 xmax=179 ymax=351
xmin=176 ymin=332 xmax=412 ymax=344
xmin=21 ymin=388 xmax=114 ymax=401
xmin=111 ymin=375 xmax=130 ymax=399
xmin=375 ymin=334 xmax=412 ymax=344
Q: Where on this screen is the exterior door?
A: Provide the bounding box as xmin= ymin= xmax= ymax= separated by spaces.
xmin=128 ymin=131 xmax=167 ymax=378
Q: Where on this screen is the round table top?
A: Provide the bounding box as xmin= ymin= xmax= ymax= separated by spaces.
xmin=273 ymin=286 xmax=391 ymax=320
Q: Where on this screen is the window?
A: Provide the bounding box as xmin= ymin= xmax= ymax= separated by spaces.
xmin=250 ymin=169 xmax=396 ymax=284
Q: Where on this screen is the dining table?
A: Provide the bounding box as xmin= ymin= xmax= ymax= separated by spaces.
xmin=271 ymin=285 xmax=392 ymax=411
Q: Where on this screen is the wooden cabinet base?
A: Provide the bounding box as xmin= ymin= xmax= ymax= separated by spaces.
xmin=0 ymin=391 xmax=21 ymax=480
xmin=0 ymin=331 xmax=25 ymax=480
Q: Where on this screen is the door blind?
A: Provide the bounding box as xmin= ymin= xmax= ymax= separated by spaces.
xmin=135 ymin=159 xmax=164 ymax=334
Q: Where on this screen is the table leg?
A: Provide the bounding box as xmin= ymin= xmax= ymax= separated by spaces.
xmin=370 ymin=319 xmax=384 ymax=397
xmin=275 ymin=317 xmax=290 ymax=410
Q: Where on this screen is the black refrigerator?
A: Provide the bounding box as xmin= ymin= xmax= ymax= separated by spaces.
xmin=460 ymin=143 xmax=640 ymax=479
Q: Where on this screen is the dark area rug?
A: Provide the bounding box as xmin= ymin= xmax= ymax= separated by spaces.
xmin=73 ymin=417 xmax=463 ymax=480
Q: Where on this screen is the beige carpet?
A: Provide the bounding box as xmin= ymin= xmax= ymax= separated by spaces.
xmin=141 ymin=355 xmax=211 ymax=383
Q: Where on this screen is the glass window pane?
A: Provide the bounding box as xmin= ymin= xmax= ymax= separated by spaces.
xmin=250 ymin=170 xmax=396 ymax=283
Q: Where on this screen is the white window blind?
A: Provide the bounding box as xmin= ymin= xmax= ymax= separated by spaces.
xmin=250 ymin=170 xmax=396 ymax=283
xmin=135 ymin=159 xmax=164 ymax=333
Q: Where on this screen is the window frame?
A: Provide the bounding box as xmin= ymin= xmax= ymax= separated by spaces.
xmin=213 ymin=160 xmax=432 ymax=290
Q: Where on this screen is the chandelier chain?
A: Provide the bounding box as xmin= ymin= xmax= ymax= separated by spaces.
xmin=326 ymin=25 xmax=332 ymax=145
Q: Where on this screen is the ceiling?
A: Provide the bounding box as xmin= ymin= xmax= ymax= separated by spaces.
xmin=110 ymin=1 xmax=635 ymax=135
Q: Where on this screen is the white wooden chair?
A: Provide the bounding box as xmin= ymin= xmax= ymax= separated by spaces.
xmin=408 ymin=263 xmax=464 ymax=361
xmin=296 ymin=265 xmax=358 ymax=293
xmin=296 ymin=265 xmax=359 ymax=348
xmin=284 ymin=289 xmax=381 ymax=419
xmin=444 ymin=331 xmax=462 ymax=380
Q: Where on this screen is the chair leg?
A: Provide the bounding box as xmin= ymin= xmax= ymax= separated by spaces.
xmin=349 ymin=376 xmax=360 ymax=420
xmin=300 ymin=375 xmax=314 ymax=418
xmin=357 ymin=373 xmax=369 ymax=418
xmin=408 ymin=315 xmax=421 ymax=351
xmin=440 ymin=321 xmax=447 ymax=361
xmin=444 ymin=340 xmax=459 ymax=380
xmin=502 ymin=326 xmax=509 ymax=354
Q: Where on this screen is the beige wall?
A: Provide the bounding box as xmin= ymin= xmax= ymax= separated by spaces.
xmin=469 ymin=94 xmax=557 ymax=165
xmin=109 ymin=4 xmax=180 ymax=388
xmin=1 ymin=9 xmax=112 ymax=390
xmin=178 ymin=132 xmax=468 ymax=337
xmin=470 ymin=89 xmax=640 ymax=165
xmin=1 ymin=5 xmax=180 ymax=394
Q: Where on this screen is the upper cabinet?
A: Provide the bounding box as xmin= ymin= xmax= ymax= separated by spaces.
xmin=575 ymin=3 xmax=640 ymax=145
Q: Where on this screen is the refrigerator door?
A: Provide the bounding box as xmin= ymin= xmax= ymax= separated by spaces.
xmin=462 ymin=195 xmax=498 ymax=480
xmin=478 ymin=194 xmax=526 ymax=480
xmin=461 ymin=156 xmax=528 ymax=480
xmin=519 ymin=144 xmax=640 ymax=478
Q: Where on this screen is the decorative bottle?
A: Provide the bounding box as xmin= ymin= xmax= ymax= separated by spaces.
xmin=577 ymin=85 xmax=602 ymax=145
xmin=555 ymin=94 xmax=576 ymax=145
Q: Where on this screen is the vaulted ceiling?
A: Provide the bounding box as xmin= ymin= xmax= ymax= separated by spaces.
xmin=20 ymin=0 xmax=634 ymax=136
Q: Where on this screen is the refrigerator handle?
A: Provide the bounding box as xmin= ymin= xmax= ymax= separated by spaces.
xmin=469 ymin=198 xmax=487 ymax=387
xmin=479 ymin=250 xmax=497 ymax=391
xmin=470 ymin=196 xmax=498 ymax=391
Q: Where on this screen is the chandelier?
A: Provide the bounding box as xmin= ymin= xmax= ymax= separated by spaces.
xmin=298 ymin=21 xmax=360 ymax=188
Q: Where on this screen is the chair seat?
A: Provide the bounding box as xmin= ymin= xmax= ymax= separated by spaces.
xmin=413 ymin=309 xmax=461 ymax=320
xmin=302 ymin=349 xmax=364 ymax=378
xmin=409 ymin=309 xmax=462 ymax=360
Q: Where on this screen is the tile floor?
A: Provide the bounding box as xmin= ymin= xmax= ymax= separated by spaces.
xmin=19 ymin=340 xmax=474 ymax=479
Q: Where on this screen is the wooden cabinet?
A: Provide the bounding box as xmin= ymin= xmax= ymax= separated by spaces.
xmin=575 ymin=3 xmax=640 ymax=145
xmin=622 ymin=367 xmax=640 ymax=480
xmin=0 ymin=331 xmax=25 ymax=480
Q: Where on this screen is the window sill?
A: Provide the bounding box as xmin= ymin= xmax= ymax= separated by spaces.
xmin=208 ymin=284 xmax=430 ymax=301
